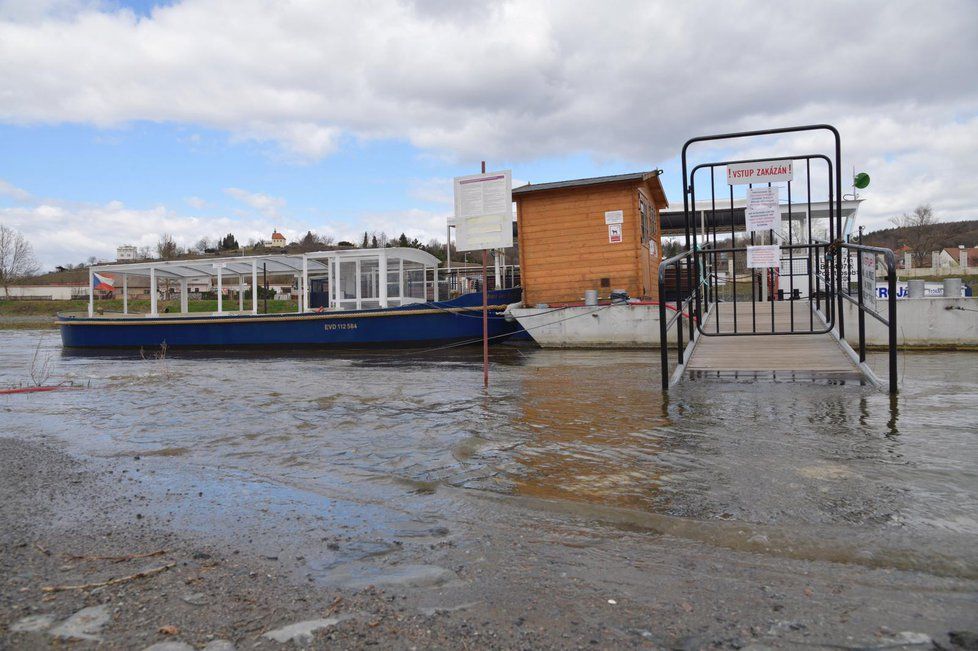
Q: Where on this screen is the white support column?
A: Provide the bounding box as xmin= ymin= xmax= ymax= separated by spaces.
xmin=433 ymin=263 xmax=439 ymax=301
xmin=302 ymin=256 xmax=309 ymax=312
xmin=238 ymin=275 xmax=244 ymax=312
xmin=494 ymin=250 xmax=502 ymax=288
xmin=904 ymin=251 xmax=912 ymax=270
xmin=399 ymin=258 xmax=404 ymax=300
xmin=295 ymin=274 xmax=301 ymax=313
xmin=251 ymin=260 xmax=258 ymax=315
xmin=122 ymin=274 xmax=128 ymax=315
xmin=332 ymin=259 xmax=340 ymax=308
xmin=379 ymin=250 xmax=388 ymax=308
xmin=216 ymin=266 xmax=223 ymax=314
xmin=150 ymin=267 xmax=158 ymax=316
xmin=180 ymin=278 xmax=188 ymax=313
xmin=88 ymin=268 xmax=94 ymax=317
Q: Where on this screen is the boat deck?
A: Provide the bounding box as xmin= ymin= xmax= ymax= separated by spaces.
xmin=683 ymin=302 xmax=862 ymax=380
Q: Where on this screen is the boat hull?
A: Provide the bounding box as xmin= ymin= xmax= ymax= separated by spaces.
xmin=59 ymin=289 xmax=522 ymax=349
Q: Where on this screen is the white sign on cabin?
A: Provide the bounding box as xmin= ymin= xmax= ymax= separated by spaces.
xmin=861 ymin=252 xmax=877 ymax=308
xmin=746 ymin=245 xmax=781 ymax=269
xmin=453 ymin=170 xmax=514 ymax=251
xmin=744 ymin=186 xmax=782 ymax=234
xmin=727 ymin=160 xmax=793 ymax=185
xmin=608 ymin=223 xmax=623 ymax=244
xmin=604 ymin=210 xmax=624 ymax=225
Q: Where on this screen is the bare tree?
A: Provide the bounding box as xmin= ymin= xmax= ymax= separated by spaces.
xmin=137 ymin=245 xmax=152 ymax=260
xmin=0 ymin=224 xmax=40 ymax=296
xmin=193 ymin=237 xmax=211 ymax=254
xmin=156 ymin=233 xmax=179 ymax=260
xmin=317 ymin=233 xmax=335 ymax=247
xmin=891 ymin=204 xmax=941 ymax=266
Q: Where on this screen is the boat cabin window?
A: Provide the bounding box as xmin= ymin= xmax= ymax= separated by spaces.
xmin=305 ymin=247 xmax=440 ymax=311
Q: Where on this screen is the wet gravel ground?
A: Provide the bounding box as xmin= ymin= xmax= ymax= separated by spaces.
xmin=2 ymin=435 xmax=976 ymax=650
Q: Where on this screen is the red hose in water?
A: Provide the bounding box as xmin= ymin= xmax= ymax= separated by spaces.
xmin=0 ymin=386 xmax=81 ymax=395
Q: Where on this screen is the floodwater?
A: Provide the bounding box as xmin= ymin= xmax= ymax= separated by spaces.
xmin=1 ymin=329 xmax=977 ymax=582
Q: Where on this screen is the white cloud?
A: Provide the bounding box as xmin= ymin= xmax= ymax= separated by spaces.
xmin=184 ymin=195 xmax=206 ymax=209
xmin=0 ymin=199 xmax=286 ymax=269
xmin=0 ymin=179 xmax=31 ymax=202
xmin=224 ymin=187 xmax=286 ymax=218
xmin=0 ymin=1 xmax=975 ymax=232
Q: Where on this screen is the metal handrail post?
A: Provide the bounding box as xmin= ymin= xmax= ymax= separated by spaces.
xmin=886 ymin=251 xmax=898 ymax=394
xmin=856 ymin=249 xmax=866 ymax=362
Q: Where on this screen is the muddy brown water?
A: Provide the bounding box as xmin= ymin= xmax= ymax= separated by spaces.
xmin=1 ymin=329 xmax=976 ymax=582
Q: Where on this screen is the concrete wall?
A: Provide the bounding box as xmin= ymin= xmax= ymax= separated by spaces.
xmin=842 ymin=298 xmax=977 ymax=348
xmin=3 ymin=285 xmax=87 ymax=300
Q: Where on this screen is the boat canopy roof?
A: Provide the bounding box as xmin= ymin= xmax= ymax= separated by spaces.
xmin=91 ymin=247 xmax=441 ymax=279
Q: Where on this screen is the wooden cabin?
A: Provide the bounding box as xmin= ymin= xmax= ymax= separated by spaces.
xmin=513 ymin=171 xmax=669 ymax=306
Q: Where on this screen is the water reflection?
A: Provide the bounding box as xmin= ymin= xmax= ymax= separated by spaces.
xmin=507 ymin=357 xmax=670 ymax=509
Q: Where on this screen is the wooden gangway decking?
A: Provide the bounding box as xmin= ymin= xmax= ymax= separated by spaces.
xmin=680 ymin=302 xmax=864 ymax=382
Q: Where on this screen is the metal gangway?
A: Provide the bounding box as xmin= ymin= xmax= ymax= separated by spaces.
xmin=658 ymin=125 xmax=899 ymax=393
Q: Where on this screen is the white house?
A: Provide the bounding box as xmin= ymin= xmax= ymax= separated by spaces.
xmin=268 ymin=231 xmax=287 ymax=249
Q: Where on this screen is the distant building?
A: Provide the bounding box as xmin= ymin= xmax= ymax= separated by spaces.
xmin=116 ymin=245 xmax=138 ymax=261
xmin=268 ymin=231 xmax=287 ymax=249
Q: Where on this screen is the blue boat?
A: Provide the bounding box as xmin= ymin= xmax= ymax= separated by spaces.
xmin=60 ymin=248 xmax=523 ymax=349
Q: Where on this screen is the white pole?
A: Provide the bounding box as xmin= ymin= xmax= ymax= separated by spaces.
xmin=379 ymin=250 xmax=388 ymax=308
xmin=251 ymin=260 xmax=258 ymax=315
xmin=150 ymin=267 xmax=158 ymax=316
xmin=494 ymin=250 xmax=502 ymax=289
xmin=216 ymin=266 xmax=223 ymax=314
xmin=238 ymin=275 xmax=244 ymax=312
xmin=433 ymin=263 xmax=439 ymax=301
xmin=180 ymin=278 xmax=189 ymax=313
xmin=302 ymin=256 xmax=309 ymax=312
xmin=88 ymin=268 xmax=94 ymax=317
xmin=122 ymin=273 xmax=128 ymax=315
xmin=399 ymin=258 xmax=404 ymax=301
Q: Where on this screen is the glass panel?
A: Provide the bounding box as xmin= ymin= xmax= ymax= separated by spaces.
xmin=361 ymin=299 xmax=380 ymax=309
xmin=403 ymin=261 xmax=426 ymax=299
xmin=387 ymin=268 xmax=400 ymax=297
xmin=360 ymin=259 xmax=379 ymax=300
xmin=340 ymin=261 xmax=357 ymax=299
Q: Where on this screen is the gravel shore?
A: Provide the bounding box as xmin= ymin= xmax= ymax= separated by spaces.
xmin=1 ymin=435 xmax=976 ymax=650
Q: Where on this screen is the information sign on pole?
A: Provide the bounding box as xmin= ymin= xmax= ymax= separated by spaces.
xmin=746 ymin=245 xmax=781 ymax=269
xmin=861 ymin=252 xmax=877 ymax=308
xmin=453 ymin=170 xmax=513 ymax=252
xmin=744 ymin=186 xmax=782 ymax=234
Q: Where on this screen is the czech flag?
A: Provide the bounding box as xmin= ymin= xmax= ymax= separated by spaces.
xmin=92 ymin=272 xmax=115 ymax=291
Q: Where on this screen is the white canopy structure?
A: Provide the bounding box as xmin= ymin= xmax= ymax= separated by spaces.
xmin=87 ymin=248 xmax=441 ymax=317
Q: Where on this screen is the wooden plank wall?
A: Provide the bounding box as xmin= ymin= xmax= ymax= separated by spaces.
xmin=517 ymin=182 xmax=660 ymax=306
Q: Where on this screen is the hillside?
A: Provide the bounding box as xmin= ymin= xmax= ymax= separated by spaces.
xmin=862 ymin=219 xmax=978 ymax=250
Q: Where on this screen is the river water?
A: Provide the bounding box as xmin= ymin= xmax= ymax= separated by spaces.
xmin=1 ymin=329 xmax=976 ymax=581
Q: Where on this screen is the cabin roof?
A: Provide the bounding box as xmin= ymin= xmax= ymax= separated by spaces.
xmin=512 ymin=170 xmax=668 ymax=206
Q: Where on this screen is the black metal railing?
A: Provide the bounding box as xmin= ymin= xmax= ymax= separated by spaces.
xmin=658 ymin=124 xmax=899 ymax=394
xmin=839 ymin=241 xmax=898 ymax=391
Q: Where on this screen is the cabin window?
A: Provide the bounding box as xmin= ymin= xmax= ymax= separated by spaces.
xmin=639 ymin=193 xmax=654 ymax=243
xmin=403 ymin=261 xmax=426 ymax=300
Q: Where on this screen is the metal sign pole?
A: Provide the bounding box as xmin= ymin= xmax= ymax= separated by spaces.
xmin=481 ymin=160 xmax=489 ymax=389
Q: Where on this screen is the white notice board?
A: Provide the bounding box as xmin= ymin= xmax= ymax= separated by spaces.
xmin=745 ymin=186 xmax=782 ymax=234
xmin=746 ymin=245 xmax=781 ymax=269
xmin=604 ymin=210 xmax=623 ymax=225
xmin=860 ymin=252 xmax=877 ymax=307
xmin=453 ymin=170 xmax=514 ymax=251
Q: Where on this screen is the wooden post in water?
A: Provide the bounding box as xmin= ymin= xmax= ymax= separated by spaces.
xmin=481 ymin=160 xmax=489 ymax=389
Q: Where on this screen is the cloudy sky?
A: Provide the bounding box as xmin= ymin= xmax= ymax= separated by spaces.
xmin=1 ymin=0 xmax=976 ymax=269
